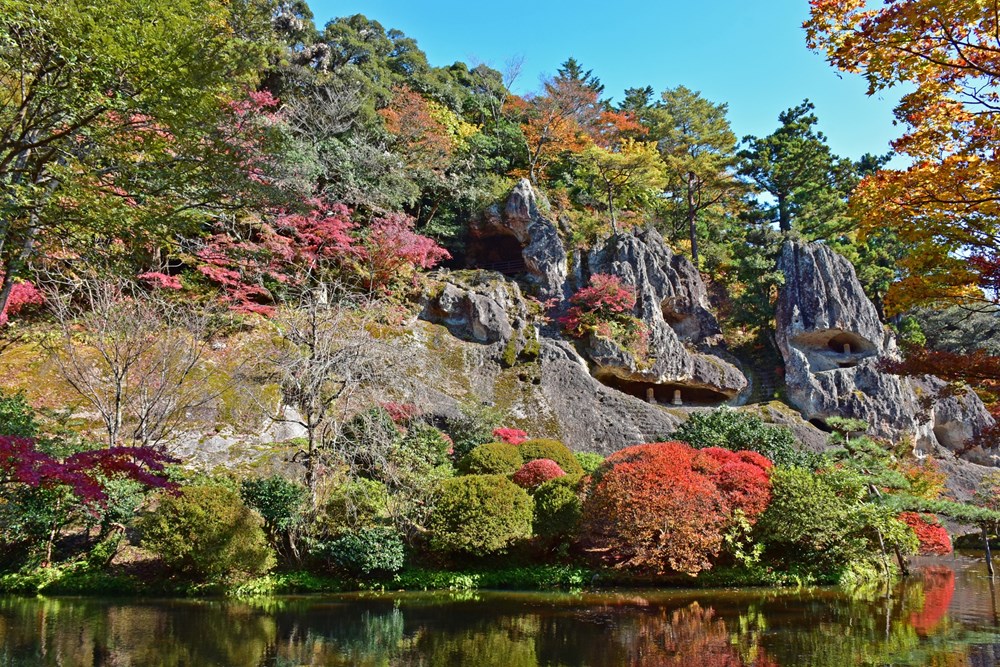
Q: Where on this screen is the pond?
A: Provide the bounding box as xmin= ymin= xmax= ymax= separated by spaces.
xmin=3 ymin=555 xmax=1000 ymax=666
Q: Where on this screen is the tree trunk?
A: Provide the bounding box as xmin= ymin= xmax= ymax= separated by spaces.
xmin=777 ymin=193 xmax=791 ymax=233
xmin=607 ymin=186 xmax=617 ymax=234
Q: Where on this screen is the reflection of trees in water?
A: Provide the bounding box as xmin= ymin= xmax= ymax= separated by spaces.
xmin=4 ymin=567 xmax=1000 ymax=666
xmin=0 ymin=597 xmax=277 ymax=666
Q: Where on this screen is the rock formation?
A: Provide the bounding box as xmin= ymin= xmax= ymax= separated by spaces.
xmin=468 ymin=178 xmax=568 ymax=299
xmin=776 ymin=240 xmax=995 ymax=463
xmin=584 ymin=229 xmax=747 ymax=406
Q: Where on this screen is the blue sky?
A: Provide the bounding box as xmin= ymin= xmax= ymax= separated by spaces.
xmin=308 ymin=0 xmax=902 ymax=161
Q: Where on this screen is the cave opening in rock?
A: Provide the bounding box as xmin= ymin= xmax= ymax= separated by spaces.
xmin=790 ymin=329 xmax=877 ymax=373
xmin=809 ymin=418 xmax=833 ymax=433
xmin=466 ymin=233 xmax=527 ymax=276
xmin=595 ymin=373 xmax=731 ymax=406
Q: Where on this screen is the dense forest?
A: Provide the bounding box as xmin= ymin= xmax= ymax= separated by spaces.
xmin=3 ymin=0 xmax=1000 ymax=594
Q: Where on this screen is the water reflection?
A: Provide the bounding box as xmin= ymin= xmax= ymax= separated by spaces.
xmin=3 ymin=556 xmax=1000 ymax=666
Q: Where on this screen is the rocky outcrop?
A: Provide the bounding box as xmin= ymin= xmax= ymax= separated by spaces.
xmin=469 ymin=179 xmax=568 ymax=299
xmin=776 ymin=240 xmax=995 ymax=463
xmin=536 ymin=339 xmax=681 ymax=455
xmin=584 ymin=230 xmax=747 ymax=405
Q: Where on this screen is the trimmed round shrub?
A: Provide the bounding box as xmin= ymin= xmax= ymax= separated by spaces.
xmin=574 ymin=451 xmax=605 ymax=475
xmin=512 ymin=459 xmax=566 ymax=489
xmin=140 ymin=485 xmax=274 ymax=582
xmin=428 ymin=474 xmax=533 ymax=556
xmin=459 ymin=442 xmax=523 ymax=475
xmin=533 ymin=477 xmax=582 ymax=539
xmin=519 ymin=439 xmax=584 ymax=477
xmin=315 ymin=526 xmax=405 ymax=576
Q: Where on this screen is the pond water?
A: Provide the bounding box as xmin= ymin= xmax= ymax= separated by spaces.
xmin=3 ymin=556 xmax=1000 ymax=666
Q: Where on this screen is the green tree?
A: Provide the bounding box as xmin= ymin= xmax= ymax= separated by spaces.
xmin=653 ymin=86 xmax=742 ymax=267
xmin=0 ymin=0 xmax=272 ymax=313
xmin=573 ymin=139 xmax=667 ymax=233
xmin=737 ymin=100 xmax=845 ymax=234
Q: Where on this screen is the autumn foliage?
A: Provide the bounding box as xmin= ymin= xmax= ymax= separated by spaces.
xmin=492 ymin=428 xmax=528 ymax=445
xmin=512 ymin=459 xmax=566 ymax=489
xmin=898 ymin=512 xmax=952 ymax=556
xmin=580 ymin=441 xmax=772 ymax=575
xmin=0 ymin=436 xmax=176 ymax=504
xmin=560 ymin=274 xmax=647 ymax=356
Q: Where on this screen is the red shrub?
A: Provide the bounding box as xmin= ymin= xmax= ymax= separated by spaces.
xmin=512 ymin=459 xmax=566 ymax=489
xmin=899 ymin=512 xmax=953 ymax=555
xmin=0 ymin=278 xmax=44 ymax=325
xmin=580 ymin=441 xmax=773 ymax=575
xmin=382 ymin=402 xmax=420 ymax=423
xmin=493 ymin=428 xmax=528 ymax=445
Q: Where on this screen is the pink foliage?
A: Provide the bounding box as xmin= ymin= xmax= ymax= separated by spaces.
xmin=0 ymin=278 xmax=45 ymax=325
xmin=355 ymin=213 xmax=450 ymax=290
xmin=194 ymin=198 xmax=355 ymax=314
xmin=512 ymin=458 xmax=566 ymax=489
xmin=493 ymin=428 xmax=528 ymax=445
xmin=0 ymin=436 xmax=177 ymax=504
xmin=137 ymin=272 xmax=183 ymax=290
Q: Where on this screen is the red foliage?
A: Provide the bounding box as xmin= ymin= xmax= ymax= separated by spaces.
xmin=137 ymin=272 xmax=183 ymax=290
xmin=493 ymin=428 xmax=528 ymax=446
xmin=382 ymin=402 xmax=420 ymax=423
xmin=194 ymin=198 xmax=355 ymax=314
xmin=0 ymin=436 xmax=176 ymax=504
xmin=512 ymin=459 xmax=566 ymax=489
xmin=354 ymin=213 xmax=450 ymax=291
xmin=909 ymin=566 xmax=955 ymax=636
xmin=379 ymin=86 xmax=454 ymax=174
xmin=0 ymin=278 xmax=44 ymax=325
xmin=899 ymin=512 xmax=953 ymax=555
xmin=560 ymin=274 xmax=643 ymax=348
xmin=580 ymin=441 xmax=773 ymax=575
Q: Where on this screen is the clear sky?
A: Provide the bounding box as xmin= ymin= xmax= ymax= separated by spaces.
xmin=307 ymin=0 xmax=902 ymax=161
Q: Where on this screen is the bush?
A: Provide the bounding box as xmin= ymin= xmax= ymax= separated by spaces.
xmin=459 ymin=442 xmax=523 ymax=475
xmin=318 ymin=477 xmax=390 ymax=534
xmin=512 ymin=459 xmax=565 ymax=489
xmin=443 ymin=402 xmax=505 ymax=460
xmin=399 ymin=421 xmax=453 ymax=469
xmin=519 ymin=439 xmax=584 ymax=477
xmin=580 ymin=442 xmax=772 ymax=575
xmin=240 ymin=476 xmax=307 ymax=563
xmin=899 ymin=512 xmax=952 ymax=555
xmin=314 ymin=526 xmax=405 ymax=576
xmin=140 ymin=485 xmax=274 ymax=582
xmin=533 ymin=477 xmax=582 ymax=540
xmin=574 ymin=451 xmax=605 ymax=475
xmin=428 ymin=475 xmax=533 ymax=556
xmin=755 ymin=467 xmax=916 ymax=581
xmin=670 ymin=407 xmax=810 ymax=468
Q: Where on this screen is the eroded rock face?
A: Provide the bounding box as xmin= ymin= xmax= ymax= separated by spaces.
xmin=584 ymin=229 xmax=747 ymax=405
xmin=469 ymin=179 xmax=568 ymax=299
xmin=419 ymin=272 xmax=530 ymax=345
xmin=776 ymin=240 xmax=995 ymax=463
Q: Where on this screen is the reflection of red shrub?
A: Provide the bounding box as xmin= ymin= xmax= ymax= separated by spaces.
xmin=580 ymin=442 xmax=772 ymax=575
xmin=512 ymin=459 xmax=565 ymax=489
xmin=909 ymin=566 xmax=955 ymax=636
xmin=899 ymin=512 xmax=952 ymax=555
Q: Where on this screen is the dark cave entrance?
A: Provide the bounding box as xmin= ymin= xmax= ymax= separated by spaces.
xmin=466 ymin=233 xmax=527 ymax=276
xmin=595 ymin=373 xmax=731 ymax=407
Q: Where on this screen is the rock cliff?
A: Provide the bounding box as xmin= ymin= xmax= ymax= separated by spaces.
xmin=776 ymin=240 xmax=995 ymax=463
